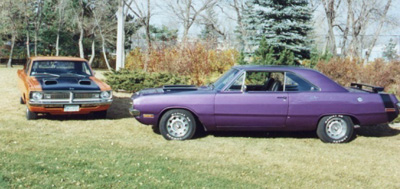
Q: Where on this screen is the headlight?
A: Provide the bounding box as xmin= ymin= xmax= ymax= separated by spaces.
xmin=100 ymin=91 xmax=112 ymax=99
xmin=31 ymin=92 xmax=43 ymax=100
xmin=397 ymin=103 xmax=400 ymax=109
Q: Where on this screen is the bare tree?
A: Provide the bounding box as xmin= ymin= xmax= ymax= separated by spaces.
xmin=339 ymin=0 xmax=351 ymax=56
xmin=124 ymin=0 xmax=152 ymax=49
xmin=55 ymin=0 xmax=68 ymax=56
xmin=91 ymin=0 xmax=114 ymax=71
xmin=33 ymin=0 xmax=43 ymax=56
xmin=364 ymin=0 xmax=392 ymax=64
xmin=23 ymin=0 xmax=31 ymax=58
xmin=0 ymin=0 xmax=23 ymax=68
xmin=76 ymin=0 xmax=85 ymax=58
xmin=167 ymin=0 xmax=217 ymax=42
xmin=321 ymin=0 xmax=342 ymax=56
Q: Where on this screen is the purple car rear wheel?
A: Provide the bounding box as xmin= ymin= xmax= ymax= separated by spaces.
xmin=317 ymin=115 xmax=354 ymax=143
xmin=159 ymin=109 xmax=196 ymax=140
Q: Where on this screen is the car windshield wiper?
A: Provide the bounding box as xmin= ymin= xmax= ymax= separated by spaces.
xmin=61 ymin=73 xmax=87 ymax=77
xmin=32 ymin=73 xmax=60 ymax=77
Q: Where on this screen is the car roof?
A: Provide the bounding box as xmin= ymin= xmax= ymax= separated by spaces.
xmin=30 ymin=56 xmax=88 ymax=62
xmin=233 ymin=65 xmax=348 ymax=92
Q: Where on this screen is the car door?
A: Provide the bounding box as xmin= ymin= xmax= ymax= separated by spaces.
xmin=214 ymin=71 xmax=289 ymax=128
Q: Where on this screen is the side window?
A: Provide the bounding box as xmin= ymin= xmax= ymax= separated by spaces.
xmin=227 ymin=73 xmax=245 ymax=91
xmin=285 ymin=72 xmax=319 ymax=91
xmin=245 ymin=71 xmax=284 ymax=92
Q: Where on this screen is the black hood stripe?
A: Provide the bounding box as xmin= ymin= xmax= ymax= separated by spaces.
xmin=37 ymin=76 xmax=101 ymax=91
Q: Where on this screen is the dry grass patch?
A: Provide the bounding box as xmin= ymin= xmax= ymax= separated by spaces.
xmin=0 ymin=67 xmax=399 ymax=188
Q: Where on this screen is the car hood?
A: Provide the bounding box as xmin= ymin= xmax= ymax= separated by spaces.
xmin=35 ymin=76 xmax=101 ymax=91
xmin=132 ymin=85 xmax=213 ymax=98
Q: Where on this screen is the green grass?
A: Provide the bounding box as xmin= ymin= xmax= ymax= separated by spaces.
xmin=1 ymin=67 xmax=400 ymax=188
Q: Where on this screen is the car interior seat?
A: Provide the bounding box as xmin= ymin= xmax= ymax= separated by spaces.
xmin=262 ymin=78 xmax=275 ymax=91
xmin=270 ymin=80 xmax=282 ymax=91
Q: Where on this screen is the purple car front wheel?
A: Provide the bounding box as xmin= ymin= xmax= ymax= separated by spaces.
xmin=159 ymin=109 xmax=197 ymax=140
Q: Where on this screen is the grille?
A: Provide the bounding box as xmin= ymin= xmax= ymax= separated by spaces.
xmin=43 ymin=92 xmax=70 ymax=99
xmin=74 ymin=92 xmax=100 ymax=99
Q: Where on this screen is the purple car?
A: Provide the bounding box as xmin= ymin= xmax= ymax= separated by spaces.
xmin=130 ymin=66 xmax=399 ymax=143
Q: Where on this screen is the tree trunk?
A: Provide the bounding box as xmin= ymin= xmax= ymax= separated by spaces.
xmin=34 ymin=32 xmax=38 ymax=56
xmin=7 ymin=33 xmax=16 ymax=68
xmin=182 ymin=0 xmax=192 ymax=43
xmin=24 ymin=0 xmax=30 ymax=58
xmin=364 ymin=0 xmax=392 ymax=64
xmin=116 ymin=0 xmax=125 ymax=71
xmin=93 ymin=9 xmax=112 ymax=71
xmin=89 ymin=40 xmax=95 ymax=65
xmin=145 ymin=0 xmax=151 ymax=49
xmin=78 ymin=0 xmax=84 ymax=58
xmin=340 ymin=0 xmax=351 ymax=57
xmin=322 ymin=0 xmax=337 ymax=56
xmin=26 ymin=32 xmax=30 ymax=58
xmin=56 ymin=32 xmax=60 ymax=56
xmin=34 ymin=0 xmax=43 ymax=57
xmin=78 ymin=22 xmax=84 ymax=58
xmin=101 ymin=40 xmax=111 ymax=71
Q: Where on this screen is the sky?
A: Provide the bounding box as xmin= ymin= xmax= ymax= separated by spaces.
xmin=133 ymin=0 xmax=400 ymax=46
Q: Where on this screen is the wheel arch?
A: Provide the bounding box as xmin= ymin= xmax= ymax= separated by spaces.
xmin=158 ymin=107 xmax=207 ymax=131
xmin=317 ymin=114 xmax=360 ymax=128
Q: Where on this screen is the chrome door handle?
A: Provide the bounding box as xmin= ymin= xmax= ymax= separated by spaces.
xmin=277 ymin=96 xmax=287 ymax=99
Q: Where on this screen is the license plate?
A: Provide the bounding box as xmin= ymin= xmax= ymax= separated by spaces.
xmin=64 ymin=105 xmax=80 ymax=112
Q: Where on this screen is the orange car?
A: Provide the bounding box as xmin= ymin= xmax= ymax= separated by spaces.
xmin=18 ymin=56 xmax=113 ymax=120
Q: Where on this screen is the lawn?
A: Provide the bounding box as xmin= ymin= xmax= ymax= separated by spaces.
xmin=0 ymin=66 xmax=399 ymax=188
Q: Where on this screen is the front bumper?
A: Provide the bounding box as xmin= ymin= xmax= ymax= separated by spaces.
xmin=29 ymin=99 xmax=113 ymax=106
xmin=129 ymin=108 xmax=140 ymax=116
xmin=28 ymin=99 xmax=112 ymax=115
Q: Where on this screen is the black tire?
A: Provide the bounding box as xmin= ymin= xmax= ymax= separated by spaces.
xmin=26 ymin=107 xmax=37 ymax=120
xmin=20 ymin=96 xmax=25 ymax=104
xmin=159 ymin=109 xmax=196 ymax=140
xmin=93 ymin=110 xmax=107 ymax=119
xmin=152 ymin=125 xmax=161 ymax=135
xmin=317 ymin=115 xmax=354 ymax=143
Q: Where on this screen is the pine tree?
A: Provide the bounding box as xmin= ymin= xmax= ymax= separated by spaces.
xmin=243 ymin=0 xmax=313 ymax=62
xmin=383 ymin=38 xmax=398 ymax=61
xmin=254 ymin=37 xmax=275 ymax=65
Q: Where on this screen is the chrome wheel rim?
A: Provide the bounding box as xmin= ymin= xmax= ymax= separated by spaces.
xmin=167 ymin=114 xmax=190 ymax=138
xmin=326 ymin=118 xmax=347 ymax=139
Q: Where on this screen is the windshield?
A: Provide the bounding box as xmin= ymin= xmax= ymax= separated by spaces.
xmin=213 ymin=68 xmax=240 ymax=90
xmin=30 ymin=61 xmax=92 ymax=77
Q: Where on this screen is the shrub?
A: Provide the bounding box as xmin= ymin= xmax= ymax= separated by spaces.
xmin=125 ymin=42 xmax=238 ymax=85
xmin=315 ymin=58 xmax=400 ymax=95
xmin=104 ymin=69 xmax=190 ymax=92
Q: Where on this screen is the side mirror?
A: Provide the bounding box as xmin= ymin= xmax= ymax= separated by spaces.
xmin=241 ymin=85 xmax=247 ymax=93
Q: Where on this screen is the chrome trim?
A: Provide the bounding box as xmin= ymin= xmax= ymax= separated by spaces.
xmin=29 ymin=99 xmax=112 ymax=105
xmin=29 ymin=90 xmax=113 ymax=105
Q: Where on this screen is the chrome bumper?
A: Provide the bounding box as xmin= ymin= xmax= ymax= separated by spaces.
xmin=29 ymin=99 xmax=113 ymax=106
xmin=129 ymin=108 xmax=140 ymax=116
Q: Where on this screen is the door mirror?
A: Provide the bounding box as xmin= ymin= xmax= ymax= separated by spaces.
xmin=241 ymin=85 xmax=247 ymax=93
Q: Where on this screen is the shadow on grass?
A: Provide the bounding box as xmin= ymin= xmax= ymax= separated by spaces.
xmin=198 ymin=124 xmax=400 ymax=140
xmin=355 ymin=124 xmax=400 ymax=137
xmin=38 ymin=97 xmax=133 ymax=121
xmin=200 ymin=131 xmax=318 ymax=140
